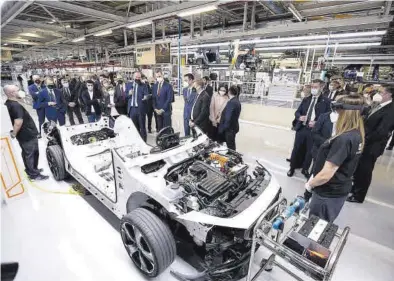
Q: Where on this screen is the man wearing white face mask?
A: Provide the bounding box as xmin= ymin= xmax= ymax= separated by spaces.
xmin=4 ymin=84 xmax=49 ymax=181
xmin=349 ymin=85 xmax=394 ymax=203
xmin=288 ymin=79 xmax=331 ymax=178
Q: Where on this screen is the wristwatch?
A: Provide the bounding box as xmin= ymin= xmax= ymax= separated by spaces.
xmin=10 ymin=130 xmax=16 ymax=139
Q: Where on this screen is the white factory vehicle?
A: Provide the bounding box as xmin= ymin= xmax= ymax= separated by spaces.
xmin=43 ymin=116 xmax=282 ymax=280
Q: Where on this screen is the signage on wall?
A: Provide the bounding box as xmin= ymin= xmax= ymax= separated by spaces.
xmin=136 ymin=45 xmax=156 ymax=65
xmin=155 ymin=43 xmax=171 ymax=64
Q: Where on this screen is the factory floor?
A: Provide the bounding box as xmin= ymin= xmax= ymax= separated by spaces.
xmin=2 ymin=102 xmax=394 ymax=281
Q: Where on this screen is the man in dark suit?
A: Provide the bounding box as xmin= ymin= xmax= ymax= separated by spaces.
xmin=218 ymin=86 xmax=241 ymax=150
xmin=37 ymin=78 xmax=67 ymax=126
xmin=152 ymin=70 xmax=173 ymax=131
xmin=190 ymin=79 xmax=210 ymax=135
xmin=28 ymin=75 xmax=46 ymax=136
xmin=311 ymin=111 xmax=336 ymax=159
xmin=183 ymin=73 xmax=197 ymax=136
xmin=81 ymin=80 xmax=102 ymax=122
xmin=288 ymin=79 xmax=331 ymax=178
xmin=142 ymin=75 xmax=155 ymax=133
xmin=114 ymin=74 xmax=131 ymax=115
xmin=203 ymin=76 xmax=214 ymax=98
xmin=326 ymin=81 xmax=343 ymax=100
xmin=60 ymin=77 xmax=84 ymax=125
xmin=127 ymin=71 xmax=149 ymax=141
xmin=348 ymin=85 xmax=394 ymax=203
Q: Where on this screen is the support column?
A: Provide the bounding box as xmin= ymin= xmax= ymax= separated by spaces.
xmin=251 ymin=1 xmax=256 ymax=29
xmin=178 ymin=17 xmax=182 ymax=97
xmin=152 ymin=21 xmax=155 ymax=42
xmin=123 ymin=29 xmax=128 ymax=47
xmin=243 ymin=2 xmax=248 ymax=32
xmin=133 ymin=30 xmax=137 ymax=45
xmin=162 ymin=20 xmax=165 ymax=40
xmin=190 ymin=15 xmax=194 ymax=38
xmin=200 ymin=13 xmax=204 ymax=36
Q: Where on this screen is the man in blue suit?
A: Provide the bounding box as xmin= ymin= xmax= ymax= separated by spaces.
xmin=28 ymin=75 xmax=46 ymax=136
xmin=114 ymin=74 xmax=132 ymax=115
xmin=127 ymin=71 xmax=149 ymax=142
xmin=152 ymin=70 xmax=173 ymax=131
xmin=37 ymin=78 xmax=67 ymax=126
xmin=182 ymin=73 xmax=196 ymax=136
xmin=218 ymin=86 xmax=241 ymax=151
xmin=288 ymin=79 xmax=331 ymax=178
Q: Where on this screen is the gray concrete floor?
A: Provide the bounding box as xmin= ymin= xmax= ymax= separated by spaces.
xmin=2 ymin=101 xmax=394 ymax=281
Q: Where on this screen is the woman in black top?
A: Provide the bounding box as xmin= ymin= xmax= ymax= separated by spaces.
xmin=305 ymin=94 xmax=365 ymax=222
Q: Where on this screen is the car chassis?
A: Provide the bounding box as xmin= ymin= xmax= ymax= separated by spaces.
xmin=44 ymin=116 xmax=282 ymax=280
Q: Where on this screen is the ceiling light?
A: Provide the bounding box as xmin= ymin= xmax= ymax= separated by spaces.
xmin=127 ymin=21 xmax=152 ymax=29
xmin=255 ymin=42 xmax=380 ymax=51
xmin=72 ymin=37 xmax=85 ymax=43
xmin=94 ymin=29 xmax=113 ymax=36
xmin=177 ymin=5 xmax=217 ymax=17
xmin=3 ymin=43 xmax=8 ymax=46
xmin=65 ymin=24 xmax=71 ymax=28
xmin=240 ymin=30 xmax=386 ymax=44
xmin=180 ymin=42 xmax=229 ymax=49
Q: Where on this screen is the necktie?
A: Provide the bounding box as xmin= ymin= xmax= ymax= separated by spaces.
xmin=133 ymin=84 xmax=138 ymax=107
xmin=158 ymin=82 xmax=162 ymax=97
xmin=305 ymin=97 xmax=317 ymax=125
xmin=50 ymin=90 xmax=55 ymax=102
xmin=187 ymin=88 xmax=191 ymax=100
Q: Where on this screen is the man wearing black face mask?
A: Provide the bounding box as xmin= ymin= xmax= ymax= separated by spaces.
xmin=82 ymin=80 xmax=102 ymax=122
xmin=114 ymin=74 xmax=130 ymax=115
xmin=28 ymin=75 xmax=46 ymax=137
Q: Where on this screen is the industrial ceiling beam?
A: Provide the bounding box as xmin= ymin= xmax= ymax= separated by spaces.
xmin=1 ymin=1 xmax=33 ymax=28
xmin=36 ymin=1 xmax=126 ymax=23
xmin=180 ymin=15 xmax=393 ymax=45
xmin=9 ymin=19 xmax=80 ymax=34
xmin=37 ymin=4 xmax=63 ymax=25
xmin=299 ymin=1 xmax=384 ymax=17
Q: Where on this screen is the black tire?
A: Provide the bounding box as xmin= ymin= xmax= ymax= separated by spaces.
xmin=46 ymin=145 xmax=66 ymax=181
xmin=120 ymin=208 xmax=176 ymax=277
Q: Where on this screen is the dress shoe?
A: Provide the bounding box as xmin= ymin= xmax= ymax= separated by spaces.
xmin=287 ymin=169 xmax=295 ymax=177
xmin=29 ymin=174 xmax=49 ymax=181
xmin=38 ymin=168 xmax=44 ymax=173
xmin=346 ymin=196 xmax=362 ymax=203
xmin=387 ymin=146 xmax=393 ymax=151
xmin=301 ymin=169 xmax=310 ymax=179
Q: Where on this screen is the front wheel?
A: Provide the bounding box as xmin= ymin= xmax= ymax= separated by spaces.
xmin=120 ymin=208 xmax=176 ymax=277
xmin=46 ymin=145 xmax=66 ymax=180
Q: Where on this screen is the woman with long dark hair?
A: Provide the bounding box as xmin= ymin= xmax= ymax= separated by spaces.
xmin=305 ymin=94 xmax=365 ymax=222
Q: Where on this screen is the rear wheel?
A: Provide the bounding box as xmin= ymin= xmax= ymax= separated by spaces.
xmin=46 ymin=145 xmax=66 ymax=180
xmin=120 ymin=208 xmax=176 ymax=277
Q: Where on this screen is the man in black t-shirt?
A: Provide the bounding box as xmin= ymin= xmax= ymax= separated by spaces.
xmin=4 ymin=85 xmax=49 ymax=181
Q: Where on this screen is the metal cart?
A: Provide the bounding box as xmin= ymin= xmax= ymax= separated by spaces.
xmin=246 ymin=196 xmax=350 ymax=281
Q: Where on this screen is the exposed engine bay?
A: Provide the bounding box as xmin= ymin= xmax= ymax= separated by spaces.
xmin=166 ymin=146 xmax=270 ymax=219
xmin=70 ymin=128 xmax=116 ymax=145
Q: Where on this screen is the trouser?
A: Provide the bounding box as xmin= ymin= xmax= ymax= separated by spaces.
xmin=87 ymin=113 xmax=101 ymax=123
xmin=146 ymin=107 xmax=155 ymax=132
xmin=20 ymin=138 xmax=40 ymax=178
xmin=224 ymin=130 xmax=237 ymax=151
xmin=157 ymin=112 xmax=172 ymax=132
xmin=309 ymin=193 xmax=347 ymax=223
xmin=130 ymin=109 xmax=147 ymax=142
xmin=290 ymin=126 xmax=313 ymax=170
xmin=351 ymin=152 xmax=378 ymax=202
xmin=47 ymin=112 xmax=66 ymax=126
xmin=388 ymin=131 xmax=394 ymax=148
xmin=36 ymin=108 xmax=45 ymax=135
xmin=67 ymin=105 xmax=84 ymax=125
xmin=184 ymin=117 xmax=191 ymax=136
